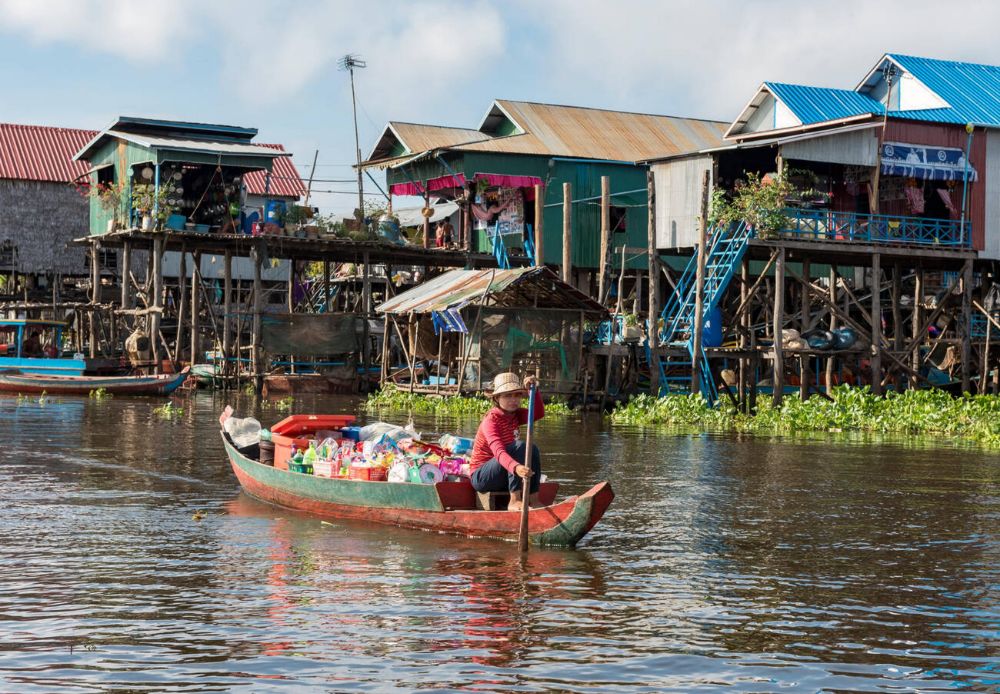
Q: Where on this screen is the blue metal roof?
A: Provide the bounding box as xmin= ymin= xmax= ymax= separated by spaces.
xmin=765 ymin=82 xmax=882 ymax=124
xmin=886 ymin=54 xmax=1000 ymax=126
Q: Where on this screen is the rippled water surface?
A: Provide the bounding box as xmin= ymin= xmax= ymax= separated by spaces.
xmin=1 ymin=391 xmax=999 ymax=692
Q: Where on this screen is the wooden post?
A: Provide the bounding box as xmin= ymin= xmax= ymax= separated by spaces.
xmin=176 ymin=249 xmax=187 ymax=365
xmin=911 ymin=267 xmax=923 ymax=389
xmin=871 ymin=253 xmax=882 ymax=395
xmin=223 ymin=249 xmax=232 ymax=385
xmin=362 ymin=250 xmax=372 ymax=391
xmin=151 ymin=236 xmax=163 ymax=372
xmin=380 ymin=314 xmax=390 ymax=386
xmin=191 ymin=251 xmax=201 ymax=367
xmin=961 ymin=257 xmax=973 ymax=393
xmin=892 ymin=262 xmax=903 ymax=391
xmin=286 ymin=258 xmax=296 ymax=375
xmin=691 ymin=170 xmax=710 ymax=395
xmin=739 ymin=255 xmax=750 ymax=409
xmin=422 ymin=190 xmax=431 ymax=250
xmin=252 ymin=243 xmax=263 ymax=394
xmin=826 ymin=266 xmax=837 ymax=395
xmin=120 ymin=241 xmax=132 ymax=312
xmin=800 ymin=259 xmax=810 ymax=332
xmin=646 ymin=171 xmax=659 ymax=395
xmin=599 ymin=176 xmax=610 ymax=302
xmin=464 ymin=182 xmax=474 ymax=253
xmin=562 ymin=182 xmax=572 ymax=283
xmin=323 ymin=260 xmax=331 ymax=313
xmin=799 ymin=353 xmax=809 ymax=401
xmin=533 ymin=183 xmax=544 ymax=267
xmin=89 ymin=240 xmax=99 ymax=358
xmin=772 ymin=247 xmax=785 ymax=406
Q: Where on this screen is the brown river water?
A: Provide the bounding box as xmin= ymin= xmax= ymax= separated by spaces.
xmin=0 ymin=391 xmax=998 ymax=692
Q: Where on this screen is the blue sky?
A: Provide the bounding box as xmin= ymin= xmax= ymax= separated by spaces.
xmin=3 ymin=0 xmax=1000 ymax=216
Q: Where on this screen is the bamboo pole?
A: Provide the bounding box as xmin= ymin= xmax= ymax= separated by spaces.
xmin=772 ymin=247 xmax=785 ymax=406
xmin=647 ymin=171 xmax=659 ymax=395
xmin=599 ymin=176 xmax=610 ymax=302
xmin=562 ymin=182 xmax=572 ymax=283
xmin=533 ymin=183 xmax=544 ymax=267
xmin=691 ymin=170 xmax=709 ymax=395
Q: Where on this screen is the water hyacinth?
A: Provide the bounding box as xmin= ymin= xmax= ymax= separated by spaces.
xmin=365 ymin=385 xmax=573 ymax=417
xmin=610 ymin=385 xmax=1000 ymax=447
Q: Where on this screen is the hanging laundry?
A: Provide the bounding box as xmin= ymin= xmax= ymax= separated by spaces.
xmin=936 ymin=189 xmax=958 ymax=217
xmin=904 ymin=185 xmax=925 ymax=214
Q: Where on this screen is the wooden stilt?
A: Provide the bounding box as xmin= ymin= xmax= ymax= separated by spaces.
xmin=287 ymin=258 xmax=295 ymax=375
xmin=151 ymin=236 xmax=163 ymax=372
xmin=223 ymin=250 xmax=232 ymax=386
xmin=423 ymin=190 xmax=431 ymax=250
xmin=892 ymin=262 xmax=903 ymax=392
xmin=533 ymin=183 xmax=544 ymax=268
xmin=646 ymin=171 xmax=659 ymax=395
xmin=599 ymin=176 xmax=610 ymax=302
xmin=871 ymin=253 xmax=882 ymax=395
xmin=252 ymin=243 xmax=263 ymax=395
xmin=562 ymin=182 xmax=572 ymax=283
xmin=911 ymin=267 xmax=923 ymax=389
xmin=800 ymin=259 xmax=810 ymax=333
xmin=362 ymin=250 xmax=372 ymax=392
xmin=772 ymin=247 xmax=785 ymax=407
xmin=323 ymin=260 xmax=331 ymax=313
xmin=380 ymin=314 xmax=390 ymax=386
xmin=176 ymin=249 xmax=187 ymax=365
xmin=89 ymin=240 xmax=99 ymax=358
xmin=691 ymin=171 xmax=709 ymax=396
xmin=961 ymin=257 xmax=973 ymax=393
xmin=191 ymin=251 xmax=201 ymax=367
xmin=739 ymin=256 xmax=750 ymax=410
xmin=826 ymin=266 xmax=837 ymax=395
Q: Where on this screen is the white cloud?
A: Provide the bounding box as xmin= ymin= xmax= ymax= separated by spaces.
xmin=0 ymin=0 xmax=197 ymax=61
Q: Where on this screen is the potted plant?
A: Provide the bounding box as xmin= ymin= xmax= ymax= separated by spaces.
xmin=622 ymin=313 xmax=642 ymax=341
xmin=131 ymin=182 xmax=178 ymax=230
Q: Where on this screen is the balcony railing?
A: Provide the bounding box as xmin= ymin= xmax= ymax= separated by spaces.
xmin=779 ymin=208 xmax=970 ymax=248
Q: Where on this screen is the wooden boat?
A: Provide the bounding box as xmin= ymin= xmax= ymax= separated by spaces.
xmin=0 ymin=318 xmax=120 ymax=376
xmin=0 ymin=366 xmax=190 ymax=395
xmin=221 ymin=432 xmax=614 ymax=547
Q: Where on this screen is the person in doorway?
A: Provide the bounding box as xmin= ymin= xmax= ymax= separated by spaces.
xmin=435 ymin=221 xmax=447 ymax=248
xmin=440 ymin=219 xmax=455 ymax=247
xmin=469 ymin=372 xmax=544 ymax=511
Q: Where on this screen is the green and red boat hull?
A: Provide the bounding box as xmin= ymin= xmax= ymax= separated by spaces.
xmin=222 ymin=434 xmax=613 ymax=547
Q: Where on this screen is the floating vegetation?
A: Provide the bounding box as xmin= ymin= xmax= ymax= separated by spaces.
xmin=366 ymin=385 xmax=573 ymax=417
xmin=153 ymin=401 xmax=184 ymax=418
xmin=16 ymin=391 xmax=51 ymax=406
xmin=243 ymin=382 xmax=256 ymax=396
xmin=89 ymin=388 xmax=112 ymax=400
xmin=266 ymin=396 xmax=295 ymax=412
xmin=611 ymin=386 xmax=1000 ymax=447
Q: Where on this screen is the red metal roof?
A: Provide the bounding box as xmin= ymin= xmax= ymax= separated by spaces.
xmin=0 ymin=123 xmax=97 ymax=183
xmin=243 ymin=143 xmax=305 ymax=198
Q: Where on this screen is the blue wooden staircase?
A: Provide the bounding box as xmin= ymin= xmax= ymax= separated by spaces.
xmin=655 ymin=221 xmax=752 ymax=402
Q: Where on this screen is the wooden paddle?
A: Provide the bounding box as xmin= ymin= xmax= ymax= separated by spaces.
xmin=518 ymin=383 xmax=537 ymax=552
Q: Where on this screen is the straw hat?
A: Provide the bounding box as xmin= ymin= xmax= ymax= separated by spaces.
xmin=491 ymin=372 xmax=525 ymax=398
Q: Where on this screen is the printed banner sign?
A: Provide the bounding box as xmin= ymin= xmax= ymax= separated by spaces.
xmin=880 ymin=141 xmax=978 ymax=182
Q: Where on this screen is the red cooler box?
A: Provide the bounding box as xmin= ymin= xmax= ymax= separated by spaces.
xmin=270 ymin=414 xmax=356 ymax=470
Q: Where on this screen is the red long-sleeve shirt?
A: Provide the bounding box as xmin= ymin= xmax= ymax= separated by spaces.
xmin=469 ymin=390 xmax=544 ymax=474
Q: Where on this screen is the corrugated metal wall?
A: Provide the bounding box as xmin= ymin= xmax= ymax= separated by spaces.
xmin=781 ymin=129 xmax=879 ymax=167
xmin=652 ymin=156 xmax=713 ymax=249
xmin=984 ymin=130 xmax=1000 ymax=260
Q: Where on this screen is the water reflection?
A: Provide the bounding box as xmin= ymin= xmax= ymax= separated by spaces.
xmin=0 ymin=391 xmax=997 ymax=691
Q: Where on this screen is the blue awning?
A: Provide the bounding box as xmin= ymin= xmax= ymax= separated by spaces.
xmin=880 ymin=141 xmax=978 ymax=182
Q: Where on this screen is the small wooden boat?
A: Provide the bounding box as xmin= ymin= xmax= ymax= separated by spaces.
xmin=221 ymin=432 xmax=614 ymax=547
xmin=0 ymin=366 xmax=191 ymax=395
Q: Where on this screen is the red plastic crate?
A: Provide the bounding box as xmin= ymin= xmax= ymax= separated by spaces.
xmin=348 ymin=465 xmax=387 ymax=482
xmin=271 ymin=414 xmax=356 ymax=470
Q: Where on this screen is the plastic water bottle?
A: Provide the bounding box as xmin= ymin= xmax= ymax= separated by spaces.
xmin=303 ymin=442 xmax=318 ymax=474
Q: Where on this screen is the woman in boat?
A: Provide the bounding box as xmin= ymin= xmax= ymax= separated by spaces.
xmin=468 ymin=372 xmax=544 ymax=511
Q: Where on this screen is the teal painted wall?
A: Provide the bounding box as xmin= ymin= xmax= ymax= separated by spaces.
xmin=386 ymin=152 xmax=651 ymax=269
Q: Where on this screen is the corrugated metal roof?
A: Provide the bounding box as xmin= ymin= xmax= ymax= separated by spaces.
xmin=104 ymin=130 xmax=286 ymax=157
xmin=885 ymin=54 xmax=1000 ymax=126
xmin=244 ymin=143 xmax=304 ymax=198
xmin=366 ymin=122 xmax=486 ymax=162
xmin=376 ymin=266 xmax=606 ymax=315
xmin=453 ymin=100 xmax=728 ymax=161
xmin=765 ymin=83 xmax=882 ymax=124
xmin=0 ymin=123 xmax=96 ymax=182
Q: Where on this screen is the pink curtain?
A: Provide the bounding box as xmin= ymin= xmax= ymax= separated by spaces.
xmin=473 ymin=173 xmax=542 ymax=189
xmin=428 ymin=173 xmax=466 ymax=191
xmin=389 ymin=181 xmax=424 ymax=196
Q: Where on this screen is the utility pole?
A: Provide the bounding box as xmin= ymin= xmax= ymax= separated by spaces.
xmin=340 ymin=54 xmax=367 ymax=232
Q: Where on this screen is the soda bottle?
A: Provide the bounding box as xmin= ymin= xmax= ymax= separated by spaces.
xmin=303 ymin=442 xmax=318 ymax=475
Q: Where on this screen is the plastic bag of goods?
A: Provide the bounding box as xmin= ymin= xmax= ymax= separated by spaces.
xmin=359 ymin=421 xmax=417 ymax=443
xmin=438 ymin=434 xmax=473 ymax=454
xmin=224 ymin=416 xmax=261 ymax=449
